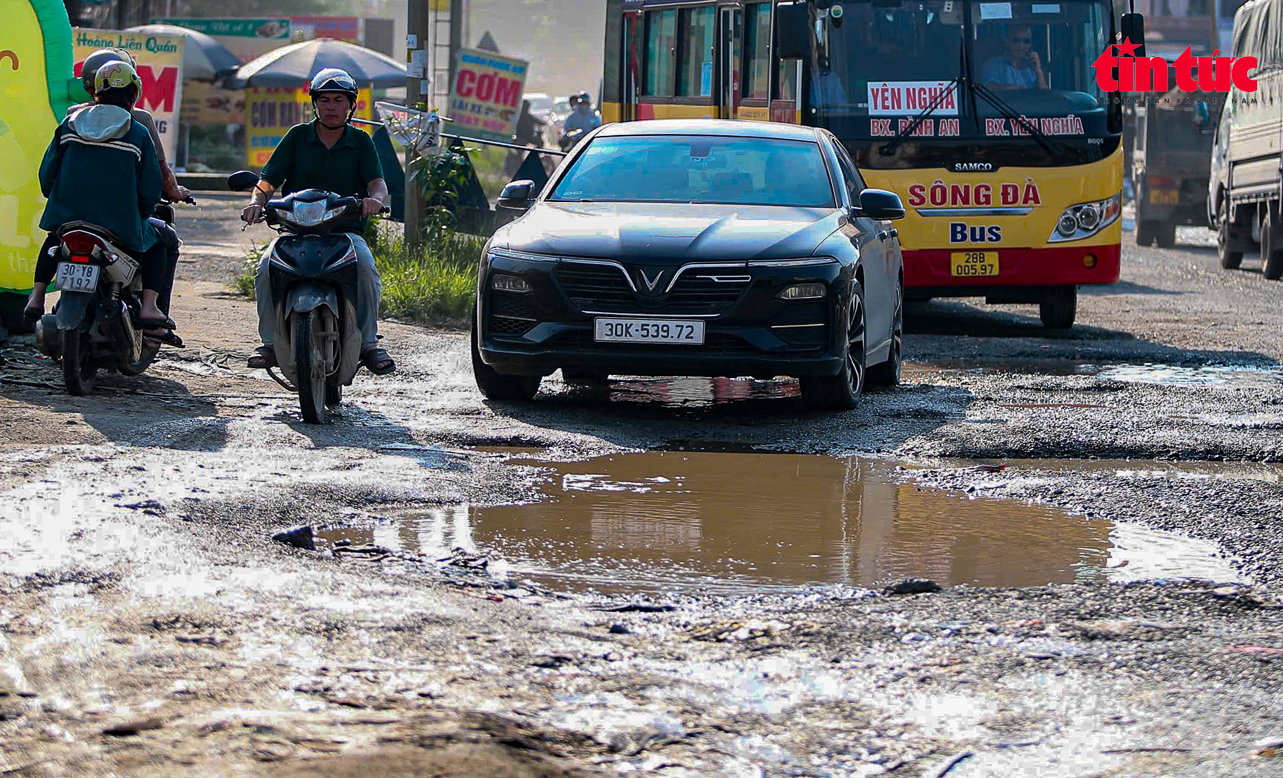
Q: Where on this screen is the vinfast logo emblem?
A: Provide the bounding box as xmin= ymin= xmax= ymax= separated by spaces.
xmin=637 ymin=268 xmax=665 ymax=292
xmin=1092 ymin=39 xmax=1257 ymax=92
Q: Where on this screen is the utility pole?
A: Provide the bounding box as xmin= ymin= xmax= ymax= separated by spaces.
xmin=405 ymin=0 xmax=432 ymax=248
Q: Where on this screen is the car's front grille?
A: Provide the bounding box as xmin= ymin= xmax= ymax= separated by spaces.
xmin=553 ymin=261 xmax=750 ymax=315
xmin=554 ymin=264 xmax=639 ymax=313
xmin=664 ymin=274 xmax=750 ymax=314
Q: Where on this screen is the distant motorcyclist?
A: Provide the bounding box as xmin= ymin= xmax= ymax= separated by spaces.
xmin=514 ymin=99 xmax=547 ymax=147
xmin=28 ymin=61 xmax=170 ymax=329
xmin=241 ymin=68 xmax=394 ymax=375
xmin=562 ymin=92 xmax=602 ymax=136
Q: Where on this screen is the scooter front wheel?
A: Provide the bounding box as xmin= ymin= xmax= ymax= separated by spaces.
xmin=294 ymin=310 xmax=331 ymax=424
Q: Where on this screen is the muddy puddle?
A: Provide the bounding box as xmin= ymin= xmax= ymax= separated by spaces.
xmin=577 ymin=376 xmax=800 ymax=407
xmin=320 ymin=452 xmax=1239 ymax=595
xmin=908 ymin=360 xmax=1283 ymax=388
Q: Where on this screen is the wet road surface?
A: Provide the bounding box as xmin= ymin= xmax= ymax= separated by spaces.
xmin=1 ymin=201 xmax=1282 ymax=776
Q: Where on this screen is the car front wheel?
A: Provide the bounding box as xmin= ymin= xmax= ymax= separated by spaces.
xmin=800 ymin=282 xmax=865 ymax=411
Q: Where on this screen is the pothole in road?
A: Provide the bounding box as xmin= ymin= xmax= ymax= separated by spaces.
xmin=317 ymin=452 xmax=1239 ymax=595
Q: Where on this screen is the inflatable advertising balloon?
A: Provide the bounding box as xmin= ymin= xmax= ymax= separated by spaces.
xmin=0 ymin=0 xmax=81 ymax=300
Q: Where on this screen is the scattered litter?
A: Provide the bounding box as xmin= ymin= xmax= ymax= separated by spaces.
xmin=271 ymin=526 xmax=315 ymax=551
xmin=884 ymin=578 xmax=944 ymax=595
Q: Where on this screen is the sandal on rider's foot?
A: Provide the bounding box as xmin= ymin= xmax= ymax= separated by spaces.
xmin=136 ymin=316 xmax=176 ymax=330
xmin=22 ymin=305 xmax=43 ymax=325
xmin=360 ymin=346 xmax=396 ymax=376
xmin=247 ymin=345 xmax=277 ymax=369
xmin=143 ymin=330 xmax=184 ymax=348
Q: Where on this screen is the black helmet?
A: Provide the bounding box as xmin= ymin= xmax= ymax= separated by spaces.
xmin=81 ymin=48 xmax=135 ymax=94
xmin=309 ymin=68 xmax=359 ymax=101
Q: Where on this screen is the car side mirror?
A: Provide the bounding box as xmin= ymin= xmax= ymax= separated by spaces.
xmin=774 ymin=1 xmax=810 ymax=59
xmin=497 ymin=180 xmax=536 ymax=211
xmin=854 ymin=189 xmax=905 ymax=221
xmin=228 ymin=170 xmax=260 ymax=192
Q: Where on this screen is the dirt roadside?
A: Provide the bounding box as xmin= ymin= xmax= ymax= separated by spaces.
xmin=0 ymin=200 xmax=1281 ymax=777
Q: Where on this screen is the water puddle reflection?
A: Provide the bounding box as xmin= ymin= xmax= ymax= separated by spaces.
xmin=319 ymin=453 xmax=1240 ymax=595
xmin=910 ymin=360 xmax=1283 ymax=389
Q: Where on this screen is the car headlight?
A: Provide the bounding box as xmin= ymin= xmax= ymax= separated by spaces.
xmin=777 ymin=282 xmax=827 ymax=300
xmin=490 ymin=273 xmax=531 ymax=293
xmin=1049 ymin=195 xmax=1120 ymax=243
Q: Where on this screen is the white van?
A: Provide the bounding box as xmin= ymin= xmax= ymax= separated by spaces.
xmin=1208 ymin=0 xmax=1283 ymax=277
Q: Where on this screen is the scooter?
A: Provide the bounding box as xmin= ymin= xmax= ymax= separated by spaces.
xmin=557 ymin=127 xmax=586 ymax=153
xmin=35 ymin=199 xmax=191 ymax=395
xmin=229 ymin=171 xmax=385 ymax=424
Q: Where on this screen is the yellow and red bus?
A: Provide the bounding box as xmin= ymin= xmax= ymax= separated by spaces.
xmin=602 ymin=0 xmax=1122 ymax=327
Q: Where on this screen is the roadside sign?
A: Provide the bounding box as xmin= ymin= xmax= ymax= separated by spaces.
xmin=448 ymin=47 xmax=528 ymax=142
xmin=151 ymin=17 xmax=290 ymax=64
xmin=245 ymin=87 xmax=374 ymax=167
xmin=73 ymin=28 xmax=186 ymax=161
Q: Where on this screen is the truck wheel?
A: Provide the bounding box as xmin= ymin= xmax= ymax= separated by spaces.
xmin=1264 ymin=203 xmax=1283 ymax=281
xmin=1155 ymin=221 xmax=1176 ymax=248
xmin=1135 ymin=219 xmax=1158 ymax=246
xmin=1219 ymin=209 xmax=1244 ymax=269
xmin=1039 ymin=286 xmax=1077 ymax=329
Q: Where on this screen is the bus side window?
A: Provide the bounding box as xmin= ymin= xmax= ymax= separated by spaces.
xmin=742 ymin=2 xmax=771 ymax=99
xmin=676 ymin=6 xmax=715 ymax=97
xmin=776 ymin=59 xmax=800 ymax=102
xmin=645 ymin=9 xmax=677 ymax=97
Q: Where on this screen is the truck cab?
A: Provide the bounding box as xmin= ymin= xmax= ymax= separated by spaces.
xmin=1131 ymin=71 xmax=1221 ymax=248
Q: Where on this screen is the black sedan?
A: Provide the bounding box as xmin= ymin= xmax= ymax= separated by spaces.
xmin=471 ymin=119 xmax=905 ymax=410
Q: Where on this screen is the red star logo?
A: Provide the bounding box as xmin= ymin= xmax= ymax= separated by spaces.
xmin=1115 ymin=38 xmax=1141 ymax=57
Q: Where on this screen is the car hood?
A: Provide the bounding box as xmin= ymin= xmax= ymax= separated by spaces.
xmin=495 ymin=202 xmax=842 ymax=262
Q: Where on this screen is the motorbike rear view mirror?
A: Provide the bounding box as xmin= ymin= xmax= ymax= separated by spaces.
xmin=228 ymin=170 xmax=260 ymax=192
xmin=853 ymin=189 xmax=905 ymax=221
xmin=775 ymin=1 xmax=810 ymax=60
xmin=497 ymin=180 xmax=536 ymax=211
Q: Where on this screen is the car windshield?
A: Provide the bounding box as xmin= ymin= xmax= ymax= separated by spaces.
xmin=549 ymin=136 xmax=835 ymax=207
xmin=813 ymin=0 xmax=1110 ymax=119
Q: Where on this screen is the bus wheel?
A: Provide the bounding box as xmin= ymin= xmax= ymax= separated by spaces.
xmin=1264 ymin=203 xmax=1283 ymax=281
xmin=1155 ymin=221 xmax=1176 ymax=248
xmin=1039 ymin=286 xmax=1077 ymax=330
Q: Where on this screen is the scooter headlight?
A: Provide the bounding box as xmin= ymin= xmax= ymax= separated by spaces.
xmin=290 ymin=201 xmax=326 ymax=227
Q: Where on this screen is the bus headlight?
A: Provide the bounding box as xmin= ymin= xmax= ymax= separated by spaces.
xmin=1048 ymin=194 xmax=1120 ymax=243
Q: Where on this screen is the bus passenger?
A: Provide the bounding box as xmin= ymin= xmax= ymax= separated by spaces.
xmin=982 ymin=24 xmax=1048 ymax=91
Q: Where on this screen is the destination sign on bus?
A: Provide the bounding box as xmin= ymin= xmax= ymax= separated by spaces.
xmin=867 ymin=81 xmax=958 ymax=116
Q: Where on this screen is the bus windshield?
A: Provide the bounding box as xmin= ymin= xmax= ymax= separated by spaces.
xmin=813 ymin=0 xmax=1111 ymax=126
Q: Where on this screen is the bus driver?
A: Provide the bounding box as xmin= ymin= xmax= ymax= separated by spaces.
xmin=982 ymin=24 xmax=1048 ymax=91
